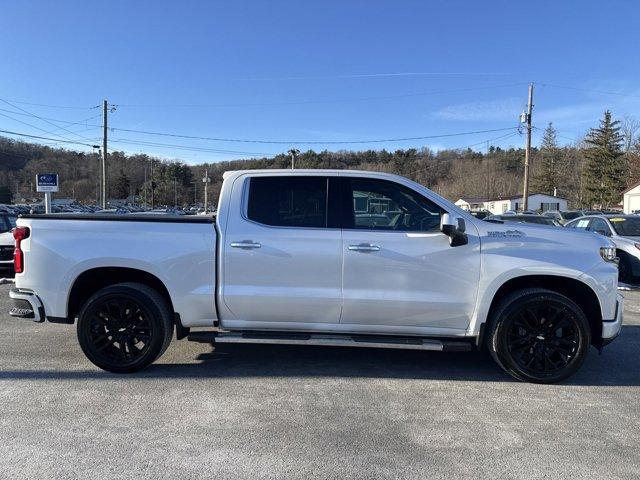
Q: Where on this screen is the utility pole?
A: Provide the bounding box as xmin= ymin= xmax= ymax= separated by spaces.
xmin=203 ymin=167 xmax=210 ymax=214
xmin=522 ymin=83 xmax=534 ymax=211
xmin=288 ymin=148 xmax=300 ymax=169
xmin=150 ymin=158 xmax=154 ymax=209
xmin=173 ymin=177 xmax=177 ymax=208
xmin=101 ymin=100 xmax=108 ymax=209
xmin=143 ymin=165 xmax=147 ymax=207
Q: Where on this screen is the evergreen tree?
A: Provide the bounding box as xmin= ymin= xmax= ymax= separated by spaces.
xmin=532 ymin=123 xmax=564 ymax=196
xmin=112 ymin=169 xmax=131 ymax=199
xmin=582 ymin=111 xmax=626 ymax=208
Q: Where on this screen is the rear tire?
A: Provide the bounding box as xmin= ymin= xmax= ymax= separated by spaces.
xmin=486 ymin=288 xmax=591 ymax=383
xmin=77 ymin=282 xmax=173 ymax=373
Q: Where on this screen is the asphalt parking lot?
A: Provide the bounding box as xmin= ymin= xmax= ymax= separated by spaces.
xmin=0 ymin=282 xmax=639 ymax=479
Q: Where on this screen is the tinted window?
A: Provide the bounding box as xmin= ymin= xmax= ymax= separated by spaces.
xmin=562 ymin=211 xmax=583 ymax=220
xmin=345 ymin=178 xmax=442 ymax=232
xmin=247 ymin=176 xmax=327 ymax=228
xmin=609 ymin=217 xmax=640 ymax=236
xmin=589 ymin=218 xmax=611 ymax=235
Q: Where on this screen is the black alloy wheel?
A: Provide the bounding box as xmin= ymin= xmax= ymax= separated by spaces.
xmin=504 ymin=302 xmax=579 ymax=376
xmin=488 ymin=288 xmax=591 ymax=383
xmin=87 ymin=297 xmax=155 ymax=365
xmin=77 ymin=283 xmax=173 ymax=373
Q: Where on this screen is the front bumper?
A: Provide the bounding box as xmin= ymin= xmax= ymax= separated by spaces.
xmin=602 ymin=293 xmax=624 ymax=345
xmin=9 ymin=288 xmax=45 ymax=323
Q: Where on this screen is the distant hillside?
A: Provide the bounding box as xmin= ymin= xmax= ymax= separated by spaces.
xmin=1 ymin=126 xmax=638 ymax=208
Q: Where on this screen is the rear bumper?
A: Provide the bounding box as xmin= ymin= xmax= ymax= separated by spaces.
xmin=9 ymin=288 xmax=45 ymax=323
xmin=602 ymin=293 xmax=623 ymax=345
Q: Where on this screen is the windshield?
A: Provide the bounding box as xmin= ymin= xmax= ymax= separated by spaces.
xmin=609 ymin=217 xmax=640 ymax=236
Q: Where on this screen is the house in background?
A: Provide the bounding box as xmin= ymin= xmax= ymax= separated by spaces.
xmin=484 ymin=193 xmax=568 ymax=214
xmin=455 ymin=193 xmax=568 ymax=214
xmin=623 ymin=183 xmax=640 ymax=214
xmin=454 ymin=197 xmax=488 ymax=212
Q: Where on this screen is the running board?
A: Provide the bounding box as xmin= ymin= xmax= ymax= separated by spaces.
xmin=187 ymin=331 xmax=472 ymax=352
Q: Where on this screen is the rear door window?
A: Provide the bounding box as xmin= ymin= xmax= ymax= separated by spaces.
xmin=247 ymin=176 xmax=328 ymax=228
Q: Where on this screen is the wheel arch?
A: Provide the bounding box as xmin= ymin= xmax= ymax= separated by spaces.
xmin=67 ymin=267 xmax=175 ymax=321
xmin=481 ymin=275 xmax=603 ymax=349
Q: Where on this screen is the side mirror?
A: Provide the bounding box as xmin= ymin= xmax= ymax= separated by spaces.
xmin=595 ymin=229 xmax=609 ymax=236
xmin=441 ymin=213 xmax=468 ymax=247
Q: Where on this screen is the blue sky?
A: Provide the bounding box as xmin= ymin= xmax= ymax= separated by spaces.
xmin=1 ymin=0 xmax=639 ymax=164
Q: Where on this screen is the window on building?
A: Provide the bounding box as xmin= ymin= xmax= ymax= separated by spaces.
xmin=541 ymin=202 xmax=560 ymax=212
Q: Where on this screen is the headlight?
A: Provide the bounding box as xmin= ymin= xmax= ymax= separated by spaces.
xmin=600 ymin=246 xmax=617 ymax=263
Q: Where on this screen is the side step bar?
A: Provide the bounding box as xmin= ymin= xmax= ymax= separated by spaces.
xmin=187 ymin=331 xmax=472 ymax=352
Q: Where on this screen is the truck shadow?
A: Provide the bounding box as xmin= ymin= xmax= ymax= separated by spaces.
xmin=1 ymin=326 xmax=638 ymax=386
xmin=147 ymin=323 xmax=640 ymax=385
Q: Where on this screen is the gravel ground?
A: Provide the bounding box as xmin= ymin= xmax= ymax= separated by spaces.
xmin=0 ymin=282 xmax=639 ymax=479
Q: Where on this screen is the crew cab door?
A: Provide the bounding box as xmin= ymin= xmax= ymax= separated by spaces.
xmin=339 ymin=176 xmax=480 ymax=332
xmin=221 ymin=174 xmax=342 ymax=327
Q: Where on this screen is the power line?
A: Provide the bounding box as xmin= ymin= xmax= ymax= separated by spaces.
xmin=532 ymin=125 xmax=580 ymax=144
xmin=117 ymin=83 xmax=528 ymax=108
xmin=102 ymin=126 xmax=519 ymax=145
xmin=108 ymin=137 xmax=275 ymax=157
xmin=0 ymin=98 xmax=97 ymax=142
xmin=0 ymin=99 xmax=98 ymax=109
xmin=0 ymin=107 xmax=104 ymax=126
xmin=233 ymin=71 xmax=524 ymax=81
xmin=0 ymin=111 xmax=87 ymax=145
xmin=0 ymin=129 xmax=95 ymax=147
xmin=540 ymin=83 xmax=640 ymax=99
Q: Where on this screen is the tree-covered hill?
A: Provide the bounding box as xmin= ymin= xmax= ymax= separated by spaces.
xmin=1 ymin=112 xmax=639 ymax=208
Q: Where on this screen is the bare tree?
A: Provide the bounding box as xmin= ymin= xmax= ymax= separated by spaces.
xmin=621 ymin=116 xmax=640 ymax=153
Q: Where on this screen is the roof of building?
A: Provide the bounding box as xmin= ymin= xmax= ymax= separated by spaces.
xmin=485 ymin=193 xmax=568 ymax=202
xmin=623 ymin=182 xmax=640 ymax=195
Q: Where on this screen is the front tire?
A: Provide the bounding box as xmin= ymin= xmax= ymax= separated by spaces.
xmin=487 ymin=288 xmax=591 ymax=383
xmin=77 ymin=282 xmax=173 ymax=373
xmin=618 ymin=251 xmax=634 ymax=284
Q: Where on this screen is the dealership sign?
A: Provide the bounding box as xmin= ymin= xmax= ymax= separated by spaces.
xmin=36 ymin=173 xmax=59 ymax=193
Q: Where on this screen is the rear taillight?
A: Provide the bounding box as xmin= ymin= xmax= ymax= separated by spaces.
xmin=13 ymin=227 xmax=30 ymax=274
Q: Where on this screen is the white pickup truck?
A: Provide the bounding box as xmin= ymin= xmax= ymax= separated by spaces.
xmin=9 ymin=170 xmax=623 ymax=383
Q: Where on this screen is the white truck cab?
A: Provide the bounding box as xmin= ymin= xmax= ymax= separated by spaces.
xmin=9 ymin=170 xmax=623 ymax=383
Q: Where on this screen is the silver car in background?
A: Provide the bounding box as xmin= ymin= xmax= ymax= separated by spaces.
xmin=565 ymin=214 xmax=640 ymax=283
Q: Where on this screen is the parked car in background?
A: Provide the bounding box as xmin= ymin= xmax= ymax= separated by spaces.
xmin=543 ymin=210 xmax=585 ymax=225
xmin=469 ymin=210 xmax=491 ymax=220
xmin=565 ymin=214 xmax=640 ymax=283
xmin=0 ymin=213 xmax=17 ymax=271
xmin=485 ymin=214 xmax=562 ymax=227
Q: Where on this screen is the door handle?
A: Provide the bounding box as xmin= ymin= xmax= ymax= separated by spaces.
xmin=348 ymin=243 xmax=380 ymax=252
xmin=230 ymin=241 xmax=262 ymax=249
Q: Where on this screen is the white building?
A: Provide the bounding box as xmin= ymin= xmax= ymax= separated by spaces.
xmin=623 ymin=183 xmax=640 ymax=214
xmin=454 ymin=197 xmax=488 ymax=212
xmin=483 ymin=193 xmax=568 ymax=214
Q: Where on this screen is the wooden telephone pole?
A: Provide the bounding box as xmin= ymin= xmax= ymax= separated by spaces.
xmin=522 ymin=83 xmax=534 ymax=211
xmin=101 ymin=100 xmax=108 ymax=209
